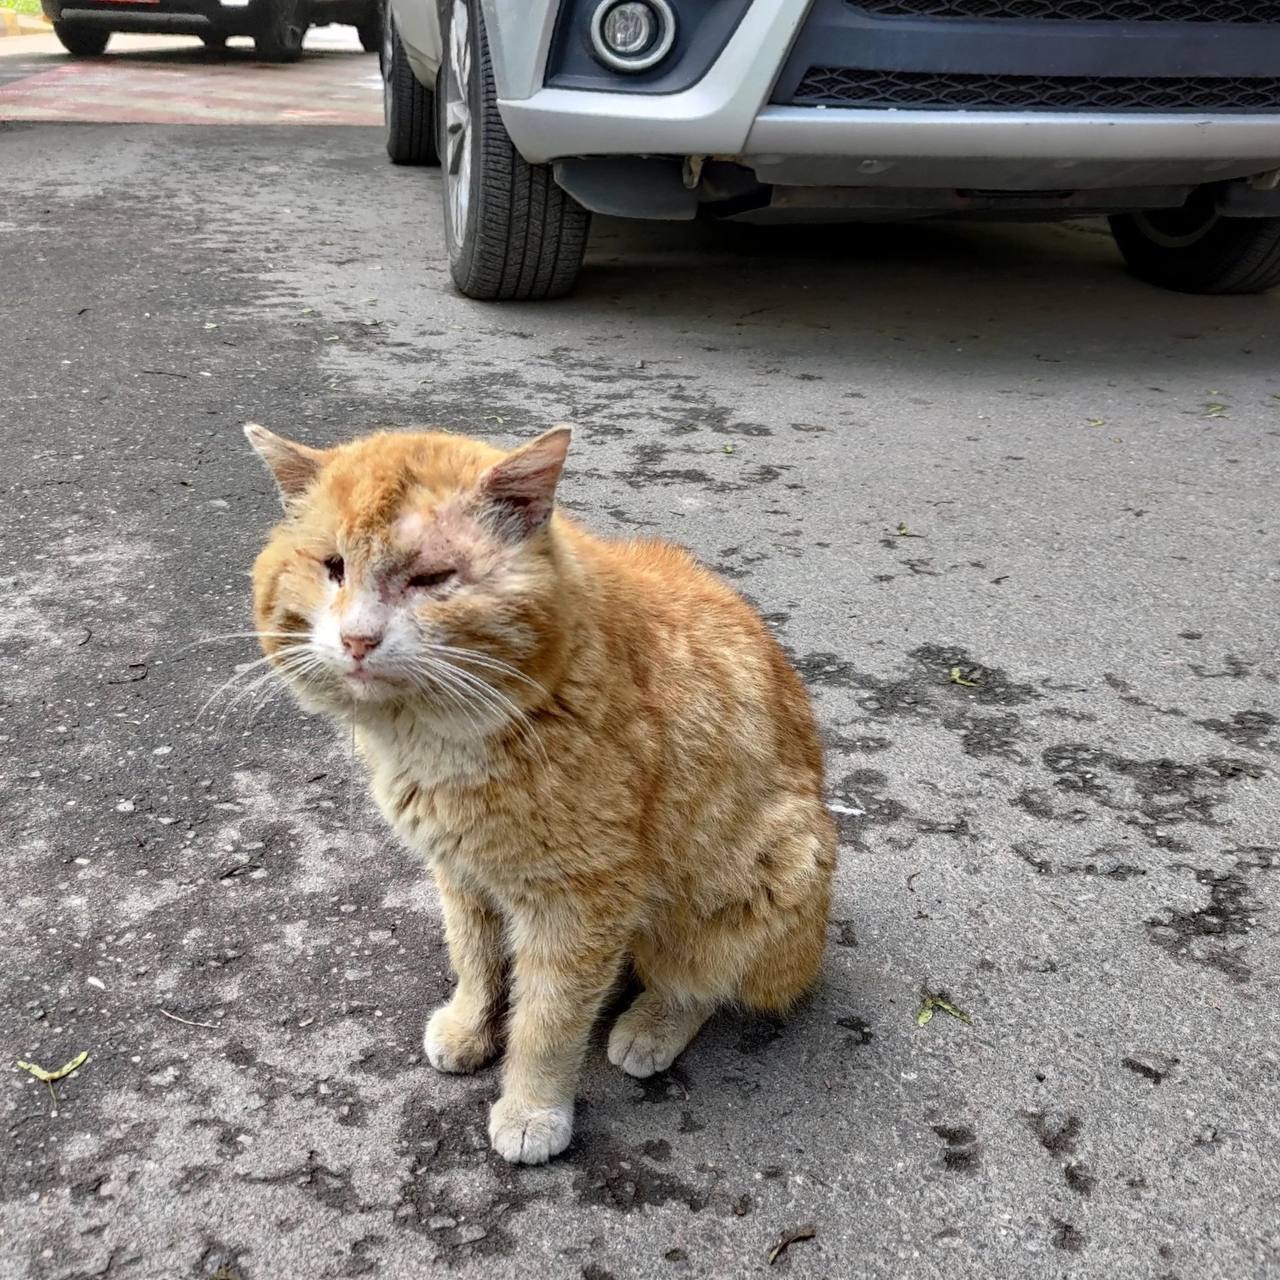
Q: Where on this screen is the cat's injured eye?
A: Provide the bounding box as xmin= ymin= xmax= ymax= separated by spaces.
xmin=408 ymin=569 xmax=457 ymax=591
xmin=324 ymin=555 xmax=344 ymax=584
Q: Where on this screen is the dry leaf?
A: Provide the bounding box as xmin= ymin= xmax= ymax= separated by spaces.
xmin=768 ymin=1225 xmax=816 ymax=1265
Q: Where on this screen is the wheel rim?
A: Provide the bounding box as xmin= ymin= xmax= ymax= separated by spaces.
xmin=445 ymin=1 xmax=472 ymax=244
xmin=1134 ymin=197 xmax=1219 ymax=250
xmin=279 ymin=0 xmax=304 ymax=48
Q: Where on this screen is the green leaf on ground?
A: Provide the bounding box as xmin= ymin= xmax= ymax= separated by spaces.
xmin=895 ymin=522 xmax=923 ymax=538
xmin=1203 ymin=403 xmax=1228 ymax=419
xmin=948 ymin=667 xmax=979 ymax=688
xmin=916 ymin=993 xmax=972 ymax=1028
xmin=1086 ymin=418 xmax=1105 ymax=428
xmin=16 ymin=1051 xmax=88 ymax=1083
xmin=723 ymin=444 xmax=735 ymax=454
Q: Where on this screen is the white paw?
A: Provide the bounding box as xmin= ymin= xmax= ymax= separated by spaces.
xmin=423 ymin=1005 xmax=495 ymax=1075
xmin=488 ymin=1095 xmax=574 ymax=1165
xmin=607 ymin=1016 xmax=683 ymax=1079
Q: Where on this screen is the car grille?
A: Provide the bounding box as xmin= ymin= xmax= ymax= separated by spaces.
xmin=848 ymin=0 xmax=1280 ymax=20
xmin=791 ymin=68 xmax=1280 ymax=111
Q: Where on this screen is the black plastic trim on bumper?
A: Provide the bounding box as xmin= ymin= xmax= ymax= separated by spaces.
xmin=544 ymin=0 xmax=753 ymax=96
xmin=44 ymin=0 xmax=371 ymax=29
xmin=44 ymin=0 xmax=245 ymax=23
xmin=772 ymin=0 xmax=1280 ymax=106
xmin=791 ymin=69 xmax=1280 ymax=113
xmin=847 ymin=0 xmax=1280 ymax=22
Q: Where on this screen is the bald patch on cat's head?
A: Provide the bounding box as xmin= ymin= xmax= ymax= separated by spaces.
xmin=309 ymin=428 xmax=573 ymax=547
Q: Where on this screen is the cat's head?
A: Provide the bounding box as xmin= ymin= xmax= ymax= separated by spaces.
xmin=244 ymin=424 xmax=571 ymax=719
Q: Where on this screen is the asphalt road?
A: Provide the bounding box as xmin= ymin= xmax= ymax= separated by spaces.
xmin=2 ymin=88 xmax=1279 ymax=1280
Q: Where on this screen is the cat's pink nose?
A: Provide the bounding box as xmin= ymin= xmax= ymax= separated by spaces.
xmin=341 ymin=631 xmax=383 ymax=662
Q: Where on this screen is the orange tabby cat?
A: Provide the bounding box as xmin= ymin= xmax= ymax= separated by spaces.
xmin=244 ymin=423 xmax=836 ymax=1164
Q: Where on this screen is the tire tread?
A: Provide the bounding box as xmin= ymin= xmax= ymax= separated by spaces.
xmin=445 ymin=0 xmax=589 ymax=301
xmin=1110 ymin=211 xmax=1280 ymax=296
xmin=385 ymin=20 xmax=438 ymax=166
xmin=53 ymin=22 xmax=110 ymax=55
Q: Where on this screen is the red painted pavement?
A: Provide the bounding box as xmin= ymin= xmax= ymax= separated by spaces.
xmin=0 ymin=48 xmax=382 ymax=126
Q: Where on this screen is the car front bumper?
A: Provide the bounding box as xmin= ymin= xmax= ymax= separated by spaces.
xmin=492 ymin=0 xmax=1280 ymax=187
xmin=42 ymin=0 xmax=256 ymax=33
xmin=44 ymin=0 xmax=368 ymax=33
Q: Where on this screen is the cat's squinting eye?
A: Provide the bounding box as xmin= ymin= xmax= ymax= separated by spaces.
xmin=408 ymin=569 xmax=457 ymax=591
xmin=324 ymin=555 xmax=344 ymax=585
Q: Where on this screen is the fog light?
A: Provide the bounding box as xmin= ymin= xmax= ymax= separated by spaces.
xmin=590 ymin=0 xmax=676 ymax=73
xmin=604 ymin=4 xmax=654 ymax=54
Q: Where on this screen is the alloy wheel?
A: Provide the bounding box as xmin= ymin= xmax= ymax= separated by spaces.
xmin=444 ymin=1 xmax=473 ymax=244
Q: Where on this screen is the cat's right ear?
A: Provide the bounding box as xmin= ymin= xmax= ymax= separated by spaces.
xmin=243 ymin=423 xmax=327 ymax=506
xmin=478 ymin=425 xmax=571 ymax=538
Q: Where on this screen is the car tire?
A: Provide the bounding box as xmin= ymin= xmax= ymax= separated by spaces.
xmin=253 ymin=0 xmax=306 ymax=62
xmin=440 ymin=0 xmax=590 ymax=301
xmin=383 ymin=12 xmax=438 ymax=166
xmin=356 ymin=3 xmax=381 ymax=52
xmin=53 ymin=22 xmax=110 ymax=56
xmin=1110 ymin=194 xmax=1280 ymax=295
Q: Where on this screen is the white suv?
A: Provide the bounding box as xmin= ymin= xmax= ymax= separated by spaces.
xmin=382 ymin=0 xmax=1280 ymax=300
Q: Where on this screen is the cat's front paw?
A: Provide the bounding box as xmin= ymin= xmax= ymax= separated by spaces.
xmin=423 ymin=1003 xmax=497 ymax=1075
xmin=488 ymin=1095 xmax=574 ymax=1165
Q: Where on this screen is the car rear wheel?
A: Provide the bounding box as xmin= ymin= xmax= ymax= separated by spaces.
xmin=440 ymin=0 xmax=590 ymax=300
xmin=383 ymin=11 xmax=438 ymax=166
xmin=253 ymin=0 xmax=306 ymax=62
xmin=1110 ymin=193 xmax=1280 ymax=295
xmin=53 ymin=22 xmax=110 ymax=56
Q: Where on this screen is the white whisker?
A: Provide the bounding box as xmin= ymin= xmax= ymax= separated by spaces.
xmin=175 ymin=631 xmax=303 ymax=657
xmin=403 ymin=658 xmax=504 ymax=729
xmin=199 ymin=643 xmax=316 ymax=722
xmin=423 ymin=643 xmax=547 ymax=695
xmin=402 ymin=662 xmax=487 ymax=739
xmin=349 ymin=698 xmax=357 ymax=835
xmin=246 ymin=678 xmax=292 ymax=727
xmin=217 ymin=655 xmax=325 ymax=728
xmin=419 ymin=657 xmax=548 ymax=765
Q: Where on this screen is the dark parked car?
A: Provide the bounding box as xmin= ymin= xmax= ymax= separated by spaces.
xmin=42 ymin=0 xmax=383 ymax=61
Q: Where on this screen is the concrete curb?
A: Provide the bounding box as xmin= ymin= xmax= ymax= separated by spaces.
xmin=0 ymin=8 xmax=53 ymax=35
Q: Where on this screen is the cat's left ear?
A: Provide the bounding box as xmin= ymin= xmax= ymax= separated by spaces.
xmin=479 ymin=425 xmax=571 ymax=537
xmin=243 ymin=423 xmax=329 ymax=507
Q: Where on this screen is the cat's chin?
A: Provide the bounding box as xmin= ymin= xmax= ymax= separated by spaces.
xmin=287 ymin=677 xmax=396 ymax=715
xmin=342 ymin=675 xmax=406 ymax=708
xmin=291 ymin=677 xmax=492 ymax=730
